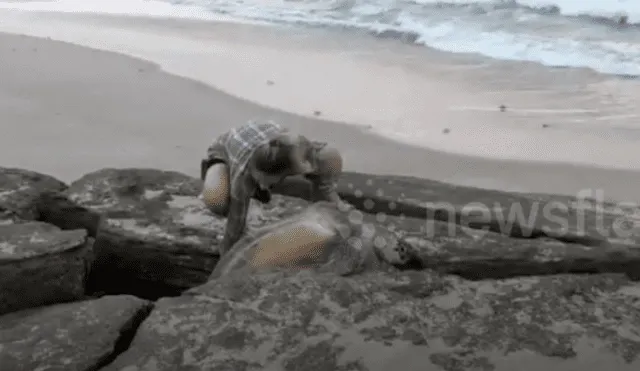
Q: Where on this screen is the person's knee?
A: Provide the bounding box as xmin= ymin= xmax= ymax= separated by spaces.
xmin=317 ymin=146 xmax=343 ymax=177
xmin=201 ymin=163 xmax=230 ymax=216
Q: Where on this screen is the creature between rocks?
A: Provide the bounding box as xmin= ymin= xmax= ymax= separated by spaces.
xmin=209 ymin=201 xmax=420 ymax=280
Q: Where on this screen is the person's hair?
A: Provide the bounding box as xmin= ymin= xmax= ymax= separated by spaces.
xmin=253 ymin=135 xmax=296 ymax=175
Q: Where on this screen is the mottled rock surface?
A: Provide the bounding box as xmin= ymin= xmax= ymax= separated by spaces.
xmin=0 ymin=295 xmax=152 ymax=371
xmin=0 ymin=167 xmax=67 ymax=224
xmin=0 ymin=222 xmax=91 ymax=316
xmin=3 ymin=166 xmax=640 ymax=371
xmin=59 ymin=168 xmax=309 ymax=298
xmin=104 ymin=270 xmax=640 ymax=371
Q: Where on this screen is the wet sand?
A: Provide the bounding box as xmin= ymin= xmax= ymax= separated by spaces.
xmin=1 ymin=12 xmax=640 ymax=203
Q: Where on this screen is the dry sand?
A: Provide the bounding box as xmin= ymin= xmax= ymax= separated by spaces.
xmin=1 ymin=11 xmax=640 ymax=203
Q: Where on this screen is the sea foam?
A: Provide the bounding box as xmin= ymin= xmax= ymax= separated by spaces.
xmin=0 ymin=0 xmax=639 ymax=75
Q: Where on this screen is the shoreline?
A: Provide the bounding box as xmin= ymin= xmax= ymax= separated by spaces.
xmin=0 ymin=10 xmax=640 ymax=171
xmin=0 ymin=12 xmax=640 ymax=202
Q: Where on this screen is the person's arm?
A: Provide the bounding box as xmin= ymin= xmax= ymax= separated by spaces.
xmin=218 ymin=173 xmax=255 ymax=255
xmin=308 ymin=144 xmax=343 ymax=204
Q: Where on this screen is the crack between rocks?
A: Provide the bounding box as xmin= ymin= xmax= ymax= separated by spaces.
xmin=88 ymin=302 xmax=155 ymax=371
xmin=419 ymin=257 xmax=640 ymax=281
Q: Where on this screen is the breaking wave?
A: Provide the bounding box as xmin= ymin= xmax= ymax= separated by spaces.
xmin=1 ymin=0 xmax=640 ymax=76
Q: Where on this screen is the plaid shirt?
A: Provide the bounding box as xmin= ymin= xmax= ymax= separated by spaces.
xmin=204 ymin=120 xmax=340 ymax=255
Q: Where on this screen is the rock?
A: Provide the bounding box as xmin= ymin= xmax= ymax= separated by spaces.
xmin=103 ymin=270 xmax=640 ymax=371
xmin=60 ymin=168 xmax=310 ymax=299
xmin=9 ymin=166 xmax=640 ymax=289
xmin=363 ymin=211 xmax=640 ymax=280
xmin=0 ymin=295 xmax=152 ymax=371
xmin=0 ymin=222 xmax=92 ymax=316
xmin=0 ymin=167 xmax=67 ymax=224
xmin=274 ymin=171 xmax=640 ymax=247
xmin=36 ymin=191 xmax=103 ymax=237
xmin=271 ymin=172 xmax=640 ymax=280
xmin=210 ymin=201 xmax=420 ymax=280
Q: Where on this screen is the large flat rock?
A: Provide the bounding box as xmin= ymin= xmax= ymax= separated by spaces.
xmin=61 ymin=168 xmax=310 ymax=299
xmin=274 ymin=172 xmax=640 ymax=247
xmin=0 ymin=167 xmax=67 ymax=224
xmin=104 ymin=270 xmax=640 ymax=371
xmin=0 ymin=222 xmax=91 ymax=316
xmin=0 ymin=295 xmax=152 ymax=371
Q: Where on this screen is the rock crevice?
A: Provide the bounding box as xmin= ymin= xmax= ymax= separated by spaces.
xmin=0 ymin=295 xmax=153 ymax=371
xmin=87 ymin=301 xmax=155 ymax=371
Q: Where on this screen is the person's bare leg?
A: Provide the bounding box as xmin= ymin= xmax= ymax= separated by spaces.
xmin=312 ymin=145 xmax=344 ymax=202
xmin=201 ymin=163 xmax=230 ymax=216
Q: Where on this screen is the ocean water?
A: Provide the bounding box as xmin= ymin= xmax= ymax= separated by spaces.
xmin=0 ymin=0 xmax=639 ymax=76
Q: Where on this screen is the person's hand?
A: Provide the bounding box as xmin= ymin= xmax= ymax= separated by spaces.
xmin=337 ymin=199 xmax=356 ymax=212
xmin=253 ymin=187 xmax=272 ymax=204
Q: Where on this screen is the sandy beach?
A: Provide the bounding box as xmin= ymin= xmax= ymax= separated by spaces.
xmin=1 ymin=10 xmax=640 ymax=203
